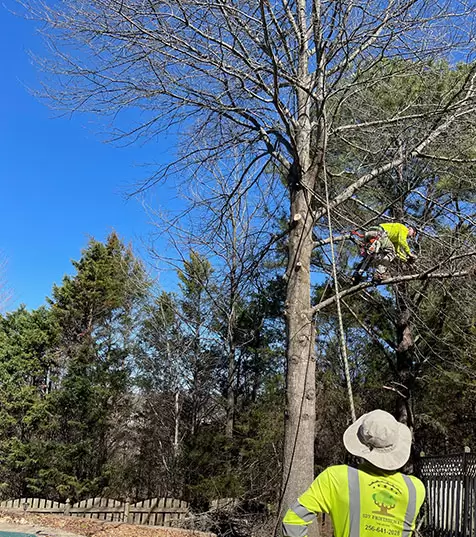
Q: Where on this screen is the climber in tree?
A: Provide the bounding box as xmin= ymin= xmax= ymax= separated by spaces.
xmin=363 ymin=222 xmax=417 ymax=282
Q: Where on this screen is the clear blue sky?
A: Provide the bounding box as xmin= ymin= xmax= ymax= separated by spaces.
xmin=0 ymin=9 xmax=180 ymax=311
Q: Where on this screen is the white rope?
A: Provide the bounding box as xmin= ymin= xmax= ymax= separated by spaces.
xmin=322 ymin=168 xmax=357 ymax=423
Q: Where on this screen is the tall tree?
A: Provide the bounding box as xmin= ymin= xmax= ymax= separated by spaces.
xmin=28 ymin=0 xmax=476 ymax=511
xmin=311 ymin=61 xmax=476 ymax=431
xmin=134 ymin=252 xmax=221 ymax=498
xmin=176 ymin=251 xmax=218 ymax=436
xmin=0 ymin=306 xmax=58 ymax=497
xmin=45 ymin=232 xmax=147 ymax=499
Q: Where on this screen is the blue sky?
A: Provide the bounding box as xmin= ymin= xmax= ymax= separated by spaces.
xmin=1 ymin=9 xmax=181 ymax=311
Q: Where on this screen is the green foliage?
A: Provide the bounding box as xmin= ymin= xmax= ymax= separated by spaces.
xmin=0 ymin=306 xmax=58 ymax=497
xmin=182 ymin=377 xmax=284 ymax=508
xmin=43 ymin=233 xmax=147 ymax=499
xmin=127 ymin=252 xmax=286 ymax=503
xmin=0 ymin=233 xmax=149 ymax=500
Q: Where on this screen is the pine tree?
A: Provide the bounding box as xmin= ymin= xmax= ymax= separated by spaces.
xmin=0 ymin=306 xmax=58 ymax=497
xmin=41 ymin=232 xmax=148 ymax=499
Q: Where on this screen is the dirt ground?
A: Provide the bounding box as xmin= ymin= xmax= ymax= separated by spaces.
xmin=0 ymin=510 xmax=215 ymax=537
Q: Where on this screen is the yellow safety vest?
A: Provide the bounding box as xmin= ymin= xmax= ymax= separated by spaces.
xmin=379 ymin=223 xmax=412 ymax=261
xmin=282 ymin=464 xmax=425 ymax=537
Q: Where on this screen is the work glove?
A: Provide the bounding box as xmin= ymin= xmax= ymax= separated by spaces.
xmin=407 ymin=254 xmax=417 ymax=264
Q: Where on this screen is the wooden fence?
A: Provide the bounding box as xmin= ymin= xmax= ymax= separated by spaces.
xmin=210 ymin=498 xmax=240 ymax=511
xmin=0 ymin=497 xmax=189 ymax=527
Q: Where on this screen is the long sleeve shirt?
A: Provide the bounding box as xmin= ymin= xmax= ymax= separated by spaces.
xmin=380 ymin=223 xmax=412 ymax=261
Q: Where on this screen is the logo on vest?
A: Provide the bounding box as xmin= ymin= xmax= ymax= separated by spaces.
xmin=369 ymin=480 xmax=403 ymax=518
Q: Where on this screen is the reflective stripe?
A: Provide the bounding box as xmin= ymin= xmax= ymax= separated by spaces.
xmin=282 ymin=522 xmax=308 ymax=537
xmin=402 ymin=475 xmax=417 ymax=537
xmin=290 ymin=501 xmax=316 ymax=523
xmin=348 ymin=466 xmax=360 ymax=537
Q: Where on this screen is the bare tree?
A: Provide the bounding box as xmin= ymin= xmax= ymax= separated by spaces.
xmin=25 ymin=0 xmax=476 ymax=514
xmin=147 ymin=159 xmax=280 ymax=439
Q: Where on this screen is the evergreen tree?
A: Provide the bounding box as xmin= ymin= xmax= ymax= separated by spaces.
xmin=41 ymin=232 xmax=147 ymax=499
xmin=0 ymin=306 xmax=58 ymax=498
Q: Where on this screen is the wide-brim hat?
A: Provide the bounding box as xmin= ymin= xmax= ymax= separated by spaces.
xmin=343 ymin=409 xmax=412 ymax=471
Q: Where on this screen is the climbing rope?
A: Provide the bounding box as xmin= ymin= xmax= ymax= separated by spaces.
xmin=322 ymin=167 xmax=357 ymax=423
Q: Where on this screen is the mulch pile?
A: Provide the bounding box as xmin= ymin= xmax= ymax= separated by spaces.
xmin=0 ymin=509 xmax=215 ymax=537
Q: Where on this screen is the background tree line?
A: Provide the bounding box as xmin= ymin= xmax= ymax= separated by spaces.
xmin=0 ymin=232 xmax=285 ymax=506
xmin=0 ymin=209 xmax=475 ymax=510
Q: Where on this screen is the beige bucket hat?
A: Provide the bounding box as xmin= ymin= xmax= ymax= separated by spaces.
xmin=343 ymin=409 xmax=412 ymax=471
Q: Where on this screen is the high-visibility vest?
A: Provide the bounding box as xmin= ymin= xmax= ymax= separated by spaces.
xmin=282 ymin=464 xmax=425 ymax=537
xmin=379 ymin=223 xmax=412 ymax=260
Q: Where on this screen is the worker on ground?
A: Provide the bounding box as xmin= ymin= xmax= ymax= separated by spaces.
xmin=282 ymin=409 xmax=425 ymax=537
xmin=364 ymin=223 xmax=417 ymax=281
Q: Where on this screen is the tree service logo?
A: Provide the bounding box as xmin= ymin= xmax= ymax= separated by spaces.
xmin=369 ymin=480 xmax=403 ymax=518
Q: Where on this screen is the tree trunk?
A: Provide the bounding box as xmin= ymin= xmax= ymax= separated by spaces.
xmin=395 ymin=283 xmax=415 ymax=428
xmin=392 ymin=172 xmax=415 ymax=429
xmin=282 ymin=167 xmax=317 ymax=513
xmin=281 ymin=0 xmax=320 ymax=510
xmin=226 ymin=342 xmax=236 ymax=439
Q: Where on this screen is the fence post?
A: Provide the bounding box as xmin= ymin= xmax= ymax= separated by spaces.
xmin=124 ymin=498 xmax=131 ymax=524
xmin=64 ymin=498 xmax=71 ymax=516
xmin=463 ymin=449 xmax=470 ymax=537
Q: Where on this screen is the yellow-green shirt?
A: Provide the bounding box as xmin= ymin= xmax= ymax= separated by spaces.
xmin=380 ymin=223 xmax=412 ymax=261
xmin=282 ymin=464 xmax=425 ymax=537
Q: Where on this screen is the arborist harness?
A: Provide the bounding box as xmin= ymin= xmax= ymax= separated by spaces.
xmin=352 ymin=227 xmax=386 ymax=252
xmin=350 ymin=227 xmax=386 ymax=284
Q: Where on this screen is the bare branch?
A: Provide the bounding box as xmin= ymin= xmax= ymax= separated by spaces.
xmin=313 ymin=266 xmax=475 ymax=314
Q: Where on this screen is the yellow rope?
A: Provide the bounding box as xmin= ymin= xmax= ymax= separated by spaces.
xmin=322 ymin=170 xmax=357 ymax=422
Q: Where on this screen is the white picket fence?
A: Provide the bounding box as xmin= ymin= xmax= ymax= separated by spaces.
xmin=0 ymin=497 xmax=189 ymax=526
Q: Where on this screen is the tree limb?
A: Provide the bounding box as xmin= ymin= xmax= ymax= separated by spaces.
xmin=313 ymin=268 xmax=475 ymax=314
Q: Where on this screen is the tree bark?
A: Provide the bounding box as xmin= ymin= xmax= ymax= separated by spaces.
xmin=394 ymin=283 xmax=415 ymax=429
xmin=281 ymin=0 xmax=320 ymax=511
xmin=282 ymin=167 xmax=317 ymax=513
xmin=393 ymin=164 xmax=414 ymax=429
xmin=226 ymin=342 xmax=236 ymax=439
